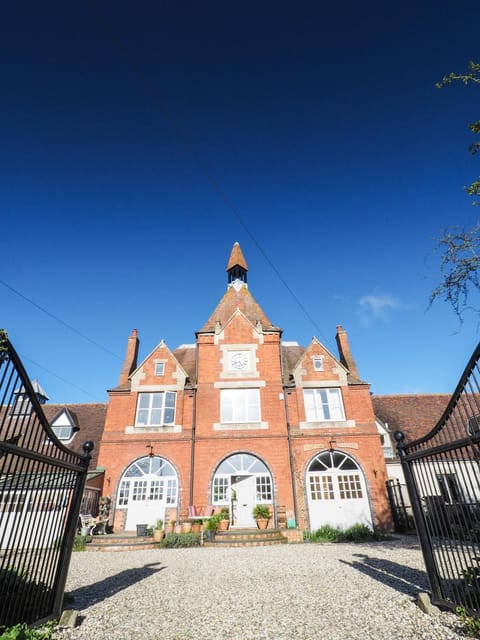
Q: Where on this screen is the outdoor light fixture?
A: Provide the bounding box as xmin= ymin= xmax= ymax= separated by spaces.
xmin=329 ymin=440 xmax=336 ymax=451
xmin=146 ymin=442 xmax=154 ymax=458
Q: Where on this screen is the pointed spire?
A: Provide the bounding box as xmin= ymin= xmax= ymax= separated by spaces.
xmin=335 ymin=325 xmax=360 ymax=379
xmin=226 ymin=242 xmax=248 ymax=287
xmin=119 ymin=329 xmax=139 ymax=386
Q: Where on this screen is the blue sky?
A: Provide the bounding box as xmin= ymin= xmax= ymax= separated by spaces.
xmin=1 ymin=1 xmax=479 ymax=403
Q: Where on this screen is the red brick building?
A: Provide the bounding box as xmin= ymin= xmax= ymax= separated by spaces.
xmin=98 ymin=243 xmax=392 ymax=532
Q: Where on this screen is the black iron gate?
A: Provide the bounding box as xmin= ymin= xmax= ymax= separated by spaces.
xmin=386 ymin=478 xmax=415 ymax=533
xmin=0 ymin=331 xmax=93 ymax=626
xmin=395 ymin=342 xmax=480 ymax=615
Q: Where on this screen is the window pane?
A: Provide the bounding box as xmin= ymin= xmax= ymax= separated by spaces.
xmin=304 ymin=388 xmax=345 ymax=422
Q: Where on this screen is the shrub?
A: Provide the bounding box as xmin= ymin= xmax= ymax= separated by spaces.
xmin=73 ymin=534 xmax=91 ymax=551
xmin=0 ymin=620 xmax=56 ymax=640
xmin=304 ymin=525 xmax=341 ymax=542
xmin=0 ymin=568 xmax=52 ymax=627
xmin=456 ymin=607 xmax=480 ymax=638
xmin=159 ymin=532 xmax=201 ymax=548
xmin=304 ymin=523 xmax=389 ymax=543
xmin=337 ymin=524 xmax=379 ymax=542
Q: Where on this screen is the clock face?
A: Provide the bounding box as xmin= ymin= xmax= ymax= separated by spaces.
xmin=230 ymin=352 xmax=248 ymax=370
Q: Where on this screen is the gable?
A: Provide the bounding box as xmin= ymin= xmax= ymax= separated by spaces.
xmin=130 ymin=340 xmax=188 ymax=390
xmin=292 ymin=337 xmax=348 ymax=386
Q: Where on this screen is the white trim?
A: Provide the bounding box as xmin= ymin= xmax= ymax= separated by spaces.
xmin=300 ymin=419 xmax=355 ymax=429
xmin=213 ymin=422 xmax=268 ymax=431
xmin=125 ymin=425 xmax=182 ymax=434
xmin=215 ymin=380 xmax=265 ymax=389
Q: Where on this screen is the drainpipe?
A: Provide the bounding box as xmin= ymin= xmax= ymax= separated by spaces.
xmin=279 ymin=345 xmax=299 ymax=527
xmin=283 ymin=384 xmax=299 ymax=527
xmin=188 ymin=349 xmax=198 ymax=508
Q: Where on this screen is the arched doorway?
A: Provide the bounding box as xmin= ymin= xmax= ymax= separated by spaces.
xmin=306 ymin=450 xmax=372 ymax=531
xmin=117 ymin=456 xmax=178 ymax=530
xmin=212 ymin=453 xmax=273 ymax=528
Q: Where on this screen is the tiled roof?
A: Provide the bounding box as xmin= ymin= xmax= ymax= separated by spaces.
xmin=173 ymin=345 xmax=197 ymax=384
xmin=372 ymin=394 xmax=451 ymax=444
xmin=226 ymin=242 xmax=248 ymax=271
xmin=281 ymin=344 xmax=305 ymax=383
xmin=41 ymin=403 xmax=107 ymax=468
xmin=198 ymin=284 xmax=275 ymax=333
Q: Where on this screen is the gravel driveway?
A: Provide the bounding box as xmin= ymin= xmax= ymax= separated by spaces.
xmin=54 ymin=535 xmax=465 ymax=640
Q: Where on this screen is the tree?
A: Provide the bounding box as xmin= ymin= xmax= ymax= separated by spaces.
xmin=430 ymin=61 xmax=480 ymax=320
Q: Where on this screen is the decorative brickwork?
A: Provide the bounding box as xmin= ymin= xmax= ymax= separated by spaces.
xmin=97 ymin=243 xmax=393 ymax=533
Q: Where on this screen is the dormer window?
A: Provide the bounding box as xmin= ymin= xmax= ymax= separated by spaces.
xmin=52 ymin=425 xmax=75 ymax=441
xmin=47 ymin=408 xmax=78 ymax=443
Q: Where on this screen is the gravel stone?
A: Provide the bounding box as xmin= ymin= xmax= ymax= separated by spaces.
xmin=53 ymin=535 xmax=465 ymax=640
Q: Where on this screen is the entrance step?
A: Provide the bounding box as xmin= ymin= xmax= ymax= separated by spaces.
xmin=204 ymin=528 xmax=288 ymax=547
xmin=84 ymin=533 xmax=158 ymax=552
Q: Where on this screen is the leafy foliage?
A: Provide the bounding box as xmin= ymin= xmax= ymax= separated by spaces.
xmin=304 ymin=523 xmax=388 ymax=543
xmin=456 ymin=607 xmax=480 ymax=638
xmin=159 ymin=532 xmax=201 ymax=548
xmin=0 ymin=621 xmax=57 ymax=640
xmin=0 ymin=568 xmax=52 ymax=626
xmin=431 ymin=61 xmax=480 ymax=319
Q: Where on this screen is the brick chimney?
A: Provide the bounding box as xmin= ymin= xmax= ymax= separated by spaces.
xmin=335 ymin=325 xmax=359 ymax=379
xmin=118 ymin=329 xmax=139 ymax=386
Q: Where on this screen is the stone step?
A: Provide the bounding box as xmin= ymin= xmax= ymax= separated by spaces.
xmin=84 ymin=534 xmax=158 ymax=552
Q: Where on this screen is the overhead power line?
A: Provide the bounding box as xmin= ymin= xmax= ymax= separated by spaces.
xmin=0 ymin=278 xmax=122 ymax=360
xmin=88 ymin=2 xmax=336 ymax=352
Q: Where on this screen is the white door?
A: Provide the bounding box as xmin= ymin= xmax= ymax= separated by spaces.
xmin=232 ymin=476 xmax=256 ymax=527
xmin=307 ymin=451 xmax=372 ymax=531
xmin=117 ymin=456 xmax=178 ymax=531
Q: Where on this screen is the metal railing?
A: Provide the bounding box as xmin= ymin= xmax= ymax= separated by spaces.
xmin=385 ymin=479 xmax=415 ymax=533
xmin=0 ymin=332 xmax=93 ymax=626
xmin=395 ymin=342 xmax=480 ymax=615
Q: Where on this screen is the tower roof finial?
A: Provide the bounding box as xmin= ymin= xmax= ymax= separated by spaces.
xmin=226 ymin=242 xmax=248 ymax=288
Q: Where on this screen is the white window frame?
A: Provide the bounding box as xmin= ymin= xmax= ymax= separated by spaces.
xmin=51 ymin=425 xmax=75 ymax=441
xmin=154 ymin=362 xmax=165 ymax=376
xmin=304 ymin=388 xmax=345 ymax=422
xmin=135 ymin=391 xmax=176 ymax=426
xmin=220 ymin=388 xmax=260 ymax=424
xmin=313 ymin=356 xmax=324 ymax=371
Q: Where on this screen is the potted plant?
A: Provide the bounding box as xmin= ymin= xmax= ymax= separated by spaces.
xmin=191 ymin=519 xmax=202 ymax=533
xmin=217 ymin=507 xmax=230 ymax=531
xmin=253 ymin=504 xmax=270 ymax=529
xmin=153 ymin=518 xmax=164 ymax=542
xmin=205 ymin=515 xmax=220 ymax=541
xmin=182 ymin=520 xmax=192 ymax=533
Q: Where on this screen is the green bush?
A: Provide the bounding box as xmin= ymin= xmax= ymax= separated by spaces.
xmin=304 ymin=525 xmax=341 ymax=542
xmin=456 ymin=607 xmax=480 ymax=638
xmin=73 ymin=533 xmax=91 ymax=551
xmin=337 ymin=524 xmax=381 ymax=542
xmin=0 ymin=568 xmax=52 ymax=626
xmin=0 ymin=620 xmax=56 ymax=640
xmin=304 ymin=523 xmax=388 ymax=543
xmin=159 ymin=532 xmax=201 ymax=548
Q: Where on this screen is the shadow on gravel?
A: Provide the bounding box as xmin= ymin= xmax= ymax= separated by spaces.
xmin=339 ymin=554 xmax=430 ymax=597
xmin=66 ymin=562 xmax=165 ymax=610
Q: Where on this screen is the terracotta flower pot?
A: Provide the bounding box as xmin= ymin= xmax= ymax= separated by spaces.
xmin=153 ymin=529 xmax=165 ymax=542
xmin=256 ymin=518 xmax=269 ymax=530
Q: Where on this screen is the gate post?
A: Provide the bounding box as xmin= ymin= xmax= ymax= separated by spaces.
xmin=394 ymin=431 xmax=443 ymax=604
